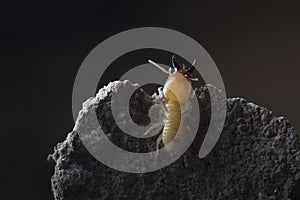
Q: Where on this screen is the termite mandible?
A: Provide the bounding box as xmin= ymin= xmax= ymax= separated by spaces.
xmin=147 ymin=55 xmax=198 ymax=156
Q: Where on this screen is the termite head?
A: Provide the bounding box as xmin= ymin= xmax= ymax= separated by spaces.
xmin=171 ymin=55 xmax=196 ymax=80
xmin=162 ymin=56 xmax=197 ymax=104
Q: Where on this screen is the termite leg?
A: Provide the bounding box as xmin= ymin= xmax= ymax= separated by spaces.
xmin=190 ymin=88 xmax=199 ymax=100
xmin=189 ymin=77 xmax=199 ymax=82
xmin=158 ymin=87 xmax=168 ymax=112
xmin=155 ymin=134 xmax=163 ymax=162
xmin=168 ymin=67 xmax=173 ymax=75
xmin=143 ymin=122 xmax=164 ymax=136
xmin=158 ymin=87 xmax=164 ymax=99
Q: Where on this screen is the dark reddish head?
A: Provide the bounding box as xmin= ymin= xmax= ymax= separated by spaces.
xmin=171 ymin=55 xmax=196 ymax=79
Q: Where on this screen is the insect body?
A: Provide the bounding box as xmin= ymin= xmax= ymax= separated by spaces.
xmin=148 ymin=56 xmax=196 ymax=155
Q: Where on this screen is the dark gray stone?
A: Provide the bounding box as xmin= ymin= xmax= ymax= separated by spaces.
xmin=48 ymin=81 xmax=300 ymax=200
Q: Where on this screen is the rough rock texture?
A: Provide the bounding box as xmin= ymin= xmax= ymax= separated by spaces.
xmin=48 ymin=81 xmax=300 ymax=200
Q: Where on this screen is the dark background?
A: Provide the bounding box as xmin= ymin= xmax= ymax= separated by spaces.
xmin=1 ymin=1 xmax=299 ymax=199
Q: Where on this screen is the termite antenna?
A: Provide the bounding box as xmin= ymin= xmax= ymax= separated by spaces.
xmin=148 ymin=59 xmax=169 ymax=74
xmin=172 ymin=55 xmax=180 ymax=71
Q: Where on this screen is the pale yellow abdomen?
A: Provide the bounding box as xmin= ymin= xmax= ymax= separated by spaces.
xmin=161 ymin=72 xmax=192 ymax=154
xmin=162 ymin=101 xmax=181 ymax=147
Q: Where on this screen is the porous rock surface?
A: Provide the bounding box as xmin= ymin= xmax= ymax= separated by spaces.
xmin=48 ymin=81 xmax=300 ymax=200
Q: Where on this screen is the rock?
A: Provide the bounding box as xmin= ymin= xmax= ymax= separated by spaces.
xmin=48 ymin=81 xmax=300 ymax=200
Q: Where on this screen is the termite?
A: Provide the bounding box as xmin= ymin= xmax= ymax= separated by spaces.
xmin=147 ymin=55 xmax=197 ymax=156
